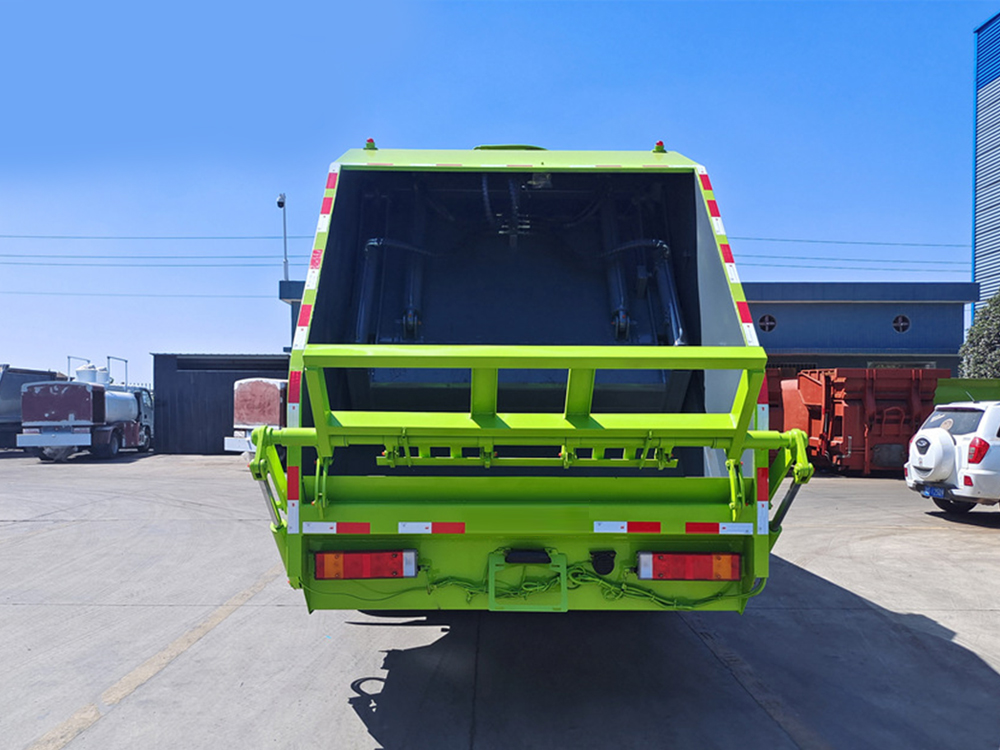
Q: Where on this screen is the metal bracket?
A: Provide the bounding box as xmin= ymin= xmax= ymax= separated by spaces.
xmin=727 ymin=458 xmax=744 ymax=521
xmin=487 ymin=551 xmax=568 ymax=612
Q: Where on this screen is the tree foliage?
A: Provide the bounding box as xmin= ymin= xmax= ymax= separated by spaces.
xmin=960 ymin=293 xmax=1000 ymax=378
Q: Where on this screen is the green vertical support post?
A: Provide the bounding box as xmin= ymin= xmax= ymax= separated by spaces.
xmin=564 ymin=368 xmax=595 ymax=418
xmin=728 ymin=369 xmax=765 ymax=459
xmin=304 ymin=367 xmax=333 ymax=459
xmin=471 ymin=368 xmax=498 ymax=417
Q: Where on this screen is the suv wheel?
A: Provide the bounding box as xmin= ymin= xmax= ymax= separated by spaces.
xmin=932 ymin=497 xmax=976 ymax=514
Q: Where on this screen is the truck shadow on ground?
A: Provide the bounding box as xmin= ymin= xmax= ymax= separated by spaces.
xmin=345 ymin=558 xmax=1000 ymax=750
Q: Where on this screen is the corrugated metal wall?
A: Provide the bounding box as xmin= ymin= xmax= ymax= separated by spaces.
xmin=976 ymin=16 xmax=1000 ymax=311
xmin=153 ymin=354 xmax=289 ymax=454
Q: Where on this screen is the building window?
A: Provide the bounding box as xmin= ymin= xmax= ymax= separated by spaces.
xmin=892 ymin=315 xmax=910 ymax=333
xmin=758 ymin=314 xmax=777 ymax=332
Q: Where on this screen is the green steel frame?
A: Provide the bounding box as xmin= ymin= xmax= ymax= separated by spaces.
xmin=249 ymin=344 xmax=812 ymax=613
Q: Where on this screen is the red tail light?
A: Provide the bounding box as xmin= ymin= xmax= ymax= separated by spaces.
xmin=315 ymin=550 xmax=417 ymax=580
xmin=969 ymin=437 xmax=989 ymax=465
xmin=637 ymin=552 xmax=740 ymax=581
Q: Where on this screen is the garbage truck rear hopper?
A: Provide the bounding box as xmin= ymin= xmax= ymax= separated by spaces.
xmin=248 ymin=143 xmax=812 ymax=613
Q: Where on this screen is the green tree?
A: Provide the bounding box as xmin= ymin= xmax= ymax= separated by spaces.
xmin=961 ymin=292 xmax=1000 ymax=378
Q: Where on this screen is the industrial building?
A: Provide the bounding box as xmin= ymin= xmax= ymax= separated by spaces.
xmin=976 ymin=13 xmax=1000 ymax=311
xmin=744 ymin=282 xmax=978 ymax=375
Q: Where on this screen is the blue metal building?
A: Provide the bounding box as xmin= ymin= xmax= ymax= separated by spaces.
xmin=976 ymin=13 xmax=1000 ymax=310
xmin=744 ymin=282 xmax=979 ymax=375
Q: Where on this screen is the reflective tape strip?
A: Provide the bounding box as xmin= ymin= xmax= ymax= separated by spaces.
xmin=742 ymin=323 xmax=759 ymax=346
xmin=719 ymin=243 xmax=735 ymax=263
xmin=686 ymin=522 xmax=753 ymax=535
xmin=303 ymin=522 xmax=337 ymax=534
xmin=757 ymin=467 xmax=769 ymax=535
xmin=287 ymin=466 xmax=300 ymax=534
xmin=695 ymin=164 xmax=707 ymax=175
xmin=316 ymin=213 xmax=331 ymax=233
xmin=305 ymin=268 xmax=320 ymax=290
xmin=288 ymin=371 xmax=302 ymax=404
xmin=594 ymin=521 xmax=626 ymax=533
xmin=292 ymin=326 xmax=308 ymax=350
xmin=707 ymin=199 xmax=720 ymax=217
xmin=397 ymin=522 xmax=466 ymax=534
xmin=326 ymin=171 xmax=339 ymax=190
xmin=303 ymin=522 xmax=371 ymax=534
xmin=309 ymin=249 xmax=323 ymax=269
xmin=297 ymin=303 xmax=313 ymax=328
xmin=594 ymin=521 xmax=662 ymax=533
xmin=711 ymin=216 xmax=726 ymax=235
xmin=320 ymin=197 xmax=333 ymax=215
xmin=725 ymin=263 xmax=740 ymax=284
xmin=736 ymin=301 xmax=753 ymax=324
xmin=720 ymin=523 xmax=753 ymax=535
xmin=699 ymin=173 xmax=713 ymax=191
xmin=756 ymin=404 xmax=768 ymax=430
xmin=287 ymin=402 xmax=300 ymax=428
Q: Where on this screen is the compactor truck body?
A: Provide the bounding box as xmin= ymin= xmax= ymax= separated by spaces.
xmin=248 ymin=144 xmax=812 ymax=613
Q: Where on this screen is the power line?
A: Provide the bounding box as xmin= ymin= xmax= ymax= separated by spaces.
xmin=0 ymin=234 xmax=313 ymax=241
xmin=0 ymin=233 xmax=973 ymax=248
xmin=0 ymin=253 xmax=287 ymax=259
xmin=730 ymin=236 xmax=970 ymax=248
xmin=0 ymin=290 xmax=273 ymax=299
xmin=738 ymin=262 xmax=967 ymax=273
xmin=0 ymin=261 xmax=309 ymax=267
xmin=737 ymin=254 xmax=966 ymax=266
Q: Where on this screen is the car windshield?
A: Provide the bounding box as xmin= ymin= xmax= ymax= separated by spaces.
xmin=921 ymin=408 xmax=984 ymax=436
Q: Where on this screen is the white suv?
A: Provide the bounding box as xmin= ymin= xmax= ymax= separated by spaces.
xmin=905 ymin=402 xmax=1000 ymax=514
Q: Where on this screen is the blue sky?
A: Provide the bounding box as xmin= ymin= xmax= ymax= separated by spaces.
xmin=0 ymin=0 xmax=993 ymax=384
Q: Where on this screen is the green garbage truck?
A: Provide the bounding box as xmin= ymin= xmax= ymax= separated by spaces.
xmin=247 ymin=142 xmax=812 ymax=613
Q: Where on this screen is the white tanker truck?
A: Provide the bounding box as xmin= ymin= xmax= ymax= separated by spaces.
xmin=17 ymin=365 xmax=154 ymax=461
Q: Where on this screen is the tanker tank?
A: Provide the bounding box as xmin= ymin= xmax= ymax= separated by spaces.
xmin=104 ymin=390 xmax=139 ymax=423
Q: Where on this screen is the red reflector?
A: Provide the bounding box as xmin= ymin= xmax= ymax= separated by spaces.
xmin=431 ymin=522 xmax=465 ymax=534
xmin=698 ymin=173 xmax=713 ymax=191
xmin=627 ymin=521 xmax=661 ymax=534
xmin=685 ymin=522 xmax=719 ymax=534
xmin=326 ymin=171 xmax=338 ymax=190
xmin=288 ymin=371 xmax=302 ymax=404
xmin=719 ymin=243 xmax=735 ymax=263
xmin=707 ymin=199 xmax=720 ymax=217
xmin=335 ymin=522 xmax=371 ymax=535
xmin=736 ymin=301 xmax=752 ymax=324
xmin=969 ymin=437 xmax=989 ymax=464
xmin=637 ymin=552 xmax=740 ymax=581
xmin=964 ymin=475 xmax=974 ymax=486
xmin=315 ymin=550 xmax=417 ymax=580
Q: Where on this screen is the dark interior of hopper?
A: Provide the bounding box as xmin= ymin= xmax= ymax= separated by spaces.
xmin=307 ymin=168 xmax=708 ymax=476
